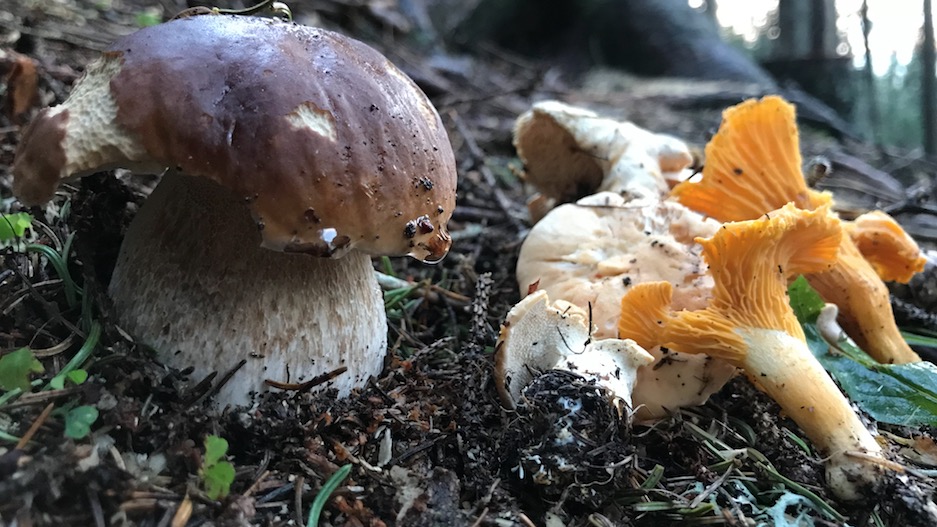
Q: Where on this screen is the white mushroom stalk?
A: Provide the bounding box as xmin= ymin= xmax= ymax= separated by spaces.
xmin=13 ymin=15 xmax=458 ymax=407
xmin=110 ymin=171 xmax=387 ymax=404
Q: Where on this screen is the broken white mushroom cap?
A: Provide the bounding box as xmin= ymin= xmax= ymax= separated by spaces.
xmin=515 ymin=191 xmax=738 ymax=417
xmin=513 ymin=100 xmax=693 ymax=209
xmin=13 ymin=15 xmax=457 ymax=407
xmin=495 ymin=289 xmax=654 ymax=410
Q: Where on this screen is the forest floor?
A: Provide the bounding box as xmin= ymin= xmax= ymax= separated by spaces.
xmin=3 ymin=1 xmax=937 ymax=526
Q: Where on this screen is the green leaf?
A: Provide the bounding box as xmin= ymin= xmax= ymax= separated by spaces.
xmin=67 ymin=369 xmax=89 ymax=385
xmin=202 ymin=460 xmax=235 ymax=500
xmin=0 ymin=348 xmax=44 ymax=391
xmin=64 ymin=405 xmax=99 ymax=439
xmin=790 ymin=278 xmax=937 ymax=428
xmin=200 ymin=435 xmax=235 ymax=500
xmin=0 ymin=212 xmax=32 ymax=242
xmin=135 ymin=10 xmax=161 ymax=27
xmin=805 ymin=324 xmax=937 ymax=427
xmin=204 ymin=435 xmax=229 ymax=466
xmin=787 ymin=275 xmax=825 ymax=324
xmin=51 ymin=369 xmax=89 ymax=390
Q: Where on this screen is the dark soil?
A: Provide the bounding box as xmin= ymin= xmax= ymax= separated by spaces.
xmin=2 ymin=1 xmax=937 ymax=526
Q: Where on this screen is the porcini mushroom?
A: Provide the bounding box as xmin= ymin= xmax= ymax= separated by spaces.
xmin=618 ymin=204 xmax=887 ymax=501
xmin=12 ymin=15 xmax=457 ymax=406
xmin=514 ymin=191 xmax=737 ymax=417
xmin=670 ymin=96 xmax=923 ymax=364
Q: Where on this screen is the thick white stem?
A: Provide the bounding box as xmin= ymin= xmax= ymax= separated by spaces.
xmin=739 ymin=328 xmax=884 ymax=501
xmin=109 ymin=171 xmax=386 ymax=407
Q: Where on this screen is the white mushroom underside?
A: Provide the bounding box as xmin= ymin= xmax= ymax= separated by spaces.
xmin=109 ymin=171 xmax=386 ymax=407
xmin=515 ymin=101 xmax=693 ymax=201
xmin=58 ymin=53 xmax=155 ymax=177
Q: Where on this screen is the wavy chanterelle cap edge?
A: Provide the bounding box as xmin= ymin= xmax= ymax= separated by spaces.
xmin=668 ymin=95 xmax=923 ymax=364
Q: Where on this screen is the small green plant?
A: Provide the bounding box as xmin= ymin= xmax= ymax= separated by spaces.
xmin=200 ymin=435 xmax=236 ymax=500
xmin=0 ymin=212 xmax=32 ymax=242
xmin=0 ymin=212 xmax=105 ymax=445
xmin=64 ymin=405 xmax=99 ymax=439
xmin=135 ymin=9 xmax=162 ymax=27
xmin=49 ymin=369 xmax=88 ymax=390
xmin=0 ymin=348 xmax=44 ymax=392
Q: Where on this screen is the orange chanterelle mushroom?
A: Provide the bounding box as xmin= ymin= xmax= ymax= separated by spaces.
xmin=846 ymin=210 xmax=926 ymax=283
xmin=619 ymin=204 xmax=887 ymax=501
xmin=670 ymin=96 xmax=925 ymax=364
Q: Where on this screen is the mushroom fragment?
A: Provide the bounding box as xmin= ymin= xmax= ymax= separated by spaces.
xmin=13 ymin=15 xmax=458 ymax=406
xmin=514 ymin=100 xmax=694 ymax=207
xmin=846 ymin=210 xmax=927 ymax=283
xmin=618 ymin=204 xmax=887 ymax=501
xmin=670 ymin=96 xmax=924 ymax=364
xmin=514 ymin=191 xmax=737 ymax=417
xmin=495 ymin=290 xmax=654 ymax=411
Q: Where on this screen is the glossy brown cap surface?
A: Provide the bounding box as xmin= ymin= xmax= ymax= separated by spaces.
xmin=18 ymin=15 xmax=456 ymax=261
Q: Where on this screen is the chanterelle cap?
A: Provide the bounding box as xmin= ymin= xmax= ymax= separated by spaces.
xmin=13 ymin=15 xmax=457 ymax=262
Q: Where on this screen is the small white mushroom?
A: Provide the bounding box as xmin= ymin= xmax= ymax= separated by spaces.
xmin=495 ymin=290 xmax=654 ymax=411
xmin=513 ymin=100 xmax=693 ymax=211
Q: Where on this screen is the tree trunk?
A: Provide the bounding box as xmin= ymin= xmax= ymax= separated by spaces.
xmin=923 ymin=0 xmax=937 ymax=155
xmin=861 ymin=0 xmax=880 ymax=142
xmin=447 ymin=0 xmax=775 ymax=84
xmin=767 ymin=0 xmax=854 ymax=118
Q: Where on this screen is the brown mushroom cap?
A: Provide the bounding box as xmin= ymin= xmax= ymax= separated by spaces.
xmin=13 ymin=15 xmax=456 ymax=261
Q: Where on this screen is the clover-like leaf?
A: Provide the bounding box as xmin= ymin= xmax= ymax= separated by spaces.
xmin=0 ymin=348 xmax=44 ymax=392
xmin=0 ymin=212 xmax=32 ymax=242
xmin=200 ymin=435 xmax=235 ymax=500
xmin=65 ymin=405 xmax=99 ymax=439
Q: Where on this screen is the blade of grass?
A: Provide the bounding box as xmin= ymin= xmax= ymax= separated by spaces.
xmin=43 ymin=322 xmax=101 ymax=391
xmin=755 ymin=461 xmax=845 ymax=523
xmin=901 ymin=330 xmax=937 ymax=348
xmin=380 ymin=256 xmax=394 ymax=277
xmin=640 ymin=464 xmax=665 ymax=489
xmin=306 ymin=464 xmax=352 ymax=527
xmin=26 ymin=243 xmax=80 ymax=308
xmin=782 ymin=428 xmax=812 ymax=456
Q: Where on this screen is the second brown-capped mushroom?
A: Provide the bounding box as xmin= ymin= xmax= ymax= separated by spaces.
xmin=13 ymin=15 xmax=457 ymax=406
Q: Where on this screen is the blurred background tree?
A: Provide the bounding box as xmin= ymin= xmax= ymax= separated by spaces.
xmin=436 ymin=0 xmax=937 ymax=153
